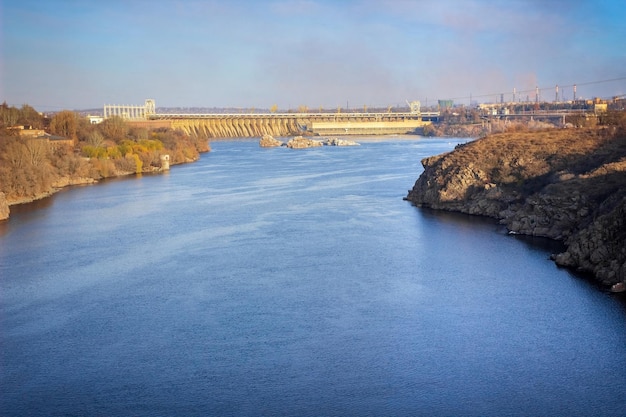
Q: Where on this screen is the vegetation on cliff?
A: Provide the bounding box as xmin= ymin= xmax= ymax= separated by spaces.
xmin=406 ymin=121 xmax=626 ymax=289
xmin=0 ymin=103 xmax=210 ymax=217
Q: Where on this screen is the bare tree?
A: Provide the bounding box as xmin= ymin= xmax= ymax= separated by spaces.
xmin=50 ymin=110 xmax=78 ymax=139
xmin=1 ymin=106 xmax=19 ymax=127
xmin=86 ymin=130 xmax=105 ymax=148
xmin=19 ymin=104 xmax=44 ymax=128
xmin=2 ymin=137 xmax=26 ymax=168
xmin=24 ymin=138 xmax=50 ymax=167
xmin=99 ymin=116 xmax=128 ymax=143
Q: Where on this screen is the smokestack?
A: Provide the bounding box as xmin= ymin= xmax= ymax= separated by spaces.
xmin=555 ymin=85 xmax=559 ymax=103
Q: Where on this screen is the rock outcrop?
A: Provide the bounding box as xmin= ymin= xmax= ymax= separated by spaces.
xmin=260 ymin=135 xmax=360 ymax=149
xmin=259 ymin=134 xmax=284 ymax=148
xmin=0 ymin=192 xmax=9 ymax=221
xmin=322 ymin=137 xmax=360 ymax=146
xmin=286 ymin=136 xmax=323 ymax=149
xmin=405 ymin=128 xmax=626 ymax=291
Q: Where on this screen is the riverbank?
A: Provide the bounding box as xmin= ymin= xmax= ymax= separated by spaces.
xmin=1 ymin=104 xmax=213 ymax=221
xmin=0 ymin=151 xmax=206 ymax=221
xmin=405 ymin=127 xmax=626 ymax=291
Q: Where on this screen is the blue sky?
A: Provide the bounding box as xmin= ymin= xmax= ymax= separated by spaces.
xmin=1 ymin=0 xmax=625 ymax=111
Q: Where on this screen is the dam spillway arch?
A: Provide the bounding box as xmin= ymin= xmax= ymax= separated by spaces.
xmin=167 ymin=116 xmax=303 ymax=138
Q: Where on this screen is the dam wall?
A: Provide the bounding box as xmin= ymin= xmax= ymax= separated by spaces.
xmin=170 ymin=117 xmax=303 ymax=138
xmin=310 ymin=120 xmax=431 ymax=135
xmin=127 ymin=117 xmax=302 ymax=138
xmin=141 ymin=112 xmax=437 ymax=138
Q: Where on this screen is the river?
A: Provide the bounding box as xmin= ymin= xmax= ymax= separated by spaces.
xmin=1 ymin=137 xmax=625 ymax=416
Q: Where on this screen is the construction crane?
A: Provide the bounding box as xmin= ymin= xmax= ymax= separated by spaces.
xmin=406 ymin=100 xmax=421 ymax=114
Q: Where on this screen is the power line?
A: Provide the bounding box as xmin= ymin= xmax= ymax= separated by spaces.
xmin=434 ymin=75 xmax=626 ymax=103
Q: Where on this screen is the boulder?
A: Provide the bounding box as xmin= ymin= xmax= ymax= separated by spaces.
xmin=260 ymin=134 xmax=283 ymax=148
xmin=322 ymin=137 xmax=360 ymax=146
xmin=286 ymin=136 xmax=322 ymax=149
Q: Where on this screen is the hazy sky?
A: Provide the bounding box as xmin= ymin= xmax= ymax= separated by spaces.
xmin=1 ymin=0 xmax=625 ymax=111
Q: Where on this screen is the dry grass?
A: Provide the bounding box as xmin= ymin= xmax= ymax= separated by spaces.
xmin=451 ymin=128 xmax=626 ymax=197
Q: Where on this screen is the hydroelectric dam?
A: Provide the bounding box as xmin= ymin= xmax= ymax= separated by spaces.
xmin=106 ymin=100 xmax=439 ymax=138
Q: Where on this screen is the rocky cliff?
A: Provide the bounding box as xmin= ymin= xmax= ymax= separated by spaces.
xmin=405 ymin=128 xmax=626 ymax=291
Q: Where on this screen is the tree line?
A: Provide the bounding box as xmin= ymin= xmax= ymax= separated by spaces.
xmin=0 ymin=102 xmax=210 ymax=203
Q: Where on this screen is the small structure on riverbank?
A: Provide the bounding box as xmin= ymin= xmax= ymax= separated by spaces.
xmin=160 ymin=154 xmax=170 ymax=171
xmin=0 ymin=192 xmax=9 ymax=221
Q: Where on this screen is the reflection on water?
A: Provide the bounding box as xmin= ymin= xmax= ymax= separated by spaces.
xmin=1 ymin=138 xmax=625 ymax=416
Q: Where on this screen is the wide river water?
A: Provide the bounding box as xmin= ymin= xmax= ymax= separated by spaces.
xmin=1 ymin=137 xmax=626 ymax=416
